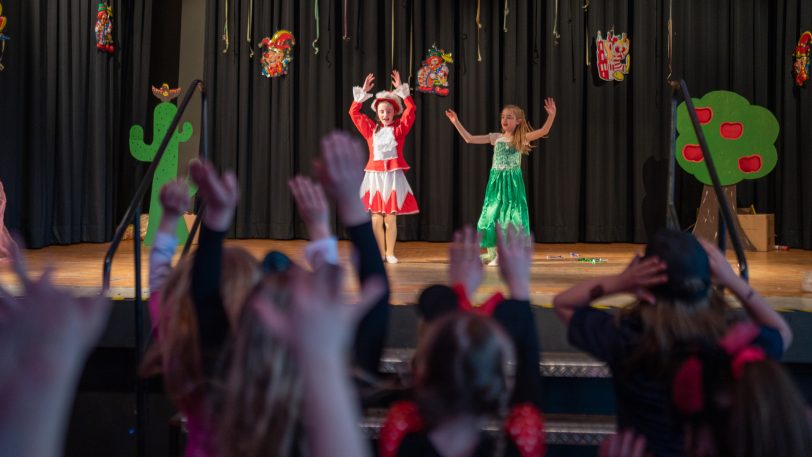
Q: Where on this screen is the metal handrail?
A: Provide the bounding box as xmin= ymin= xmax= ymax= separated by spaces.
xmin=678 ymin=80 xmax=749 ymax=281
xmin=101 ymin=79 xmax=206 ymax=457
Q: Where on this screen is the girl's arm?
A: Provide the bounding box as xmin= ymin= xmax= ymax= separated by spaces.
xmin=553 ymin=256 xmax=668 ymax=325
xmin=526 ymin=98 xmax=557 ymax=142
xmin=391 ymin=70 xmax=416 ymax=137
xmin=349 ymin=74 xmax=376 ymax=138
xmin=444 ymin=109 xmax=492 ymax=144
xmin=699 ymin=239 xmax=792 ymax=349
xmin=149 ymin=180 xmax=189 ymax=294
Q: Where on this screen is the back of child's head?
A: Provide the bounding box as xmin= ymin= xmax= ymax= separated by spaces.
xmin=213 ymin=265 xmax=304 ymax=457
xmin=501 ymin=104 xmax=534 ymax=154
xmin=621 ymin=229 xmax=733 ymax=372
xmin=413 ymin=312 xmax=515 ymax=428
xmin=153 ymin=247 xmax=261 ymax=409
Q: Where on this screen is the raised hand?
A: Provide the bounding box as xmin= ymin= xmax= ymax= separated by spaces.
xmin=253 ymin=263 xmax=385 ymax=357
xmin=289 ymin=176 xmax=331 ymax=241
xmin=316 ymin=130 xmax=368 ymax=226
xmin=391 ymin=69 xmax=402 ymax=88
xmin=544 ymin=97 xmax=557 ymax=117
xmin=188 ymin=159 xmax=239 ymax=231
xmin=448 ymin=226 xmax=483 ymax=298
xmin=362 ymin=73 xmax=375 ymax=93
xmin=613 ymin=255 xmax=668 ymax=304
xmin=444 ymin=109 xmax=458 ymax=124
xmin=495 ymin=224 xmax=533 ymax=301
xmin=159 ymin=179 xmax=191 ymax=219
xmin=697 ymin=237 xmax=738 ymax=289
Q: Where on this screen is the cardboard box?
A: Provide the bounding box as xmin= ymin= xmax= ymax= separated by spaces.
xmin=737 ymin=214 xmax=774 ymax=252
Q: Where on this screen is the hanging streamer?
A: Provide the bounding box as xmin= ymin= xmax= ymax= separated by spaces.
xmin=407 ymin=0 xmax=414 ymax=84
xmin=552 ymin=0 xmax=561 ymax=44
xmin=222 ymin=0 xmax=229 ymax=53
xmin=0 ymin=1 xmax=8 ymax=71
xmin=312 ymin=0 xmax=320 ymax=54
xmin=391 ymin=0 xmax=395 ymax=67
xmin=667 ymin=0 xmax=673 ymax=79
xmin=584 ymin=0 xmax=589 ymax=65
xmin=503 ymin=0 xmax=509 ymax=33
xmin=247 ymin=0 xmax=254 ymax=58
xmin=476 ymin=0 xmax=482 ymax=62
xmin=342 ymin=0 xmax=350 ymax=41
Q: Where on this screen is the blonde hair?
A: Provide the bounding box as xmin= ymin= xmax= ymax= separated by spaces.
xmin=502 ymin=105 xmax=534 ymax=155
xmin=213 ymin=269 xmax=306 ymax=457
xmin=140 ymin=247 xmax=261 ymax=411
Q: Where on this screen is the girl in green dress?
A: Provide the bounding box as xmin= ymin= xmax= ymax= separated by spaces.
xmin=446 ymin=99 xmax=557 ymax=265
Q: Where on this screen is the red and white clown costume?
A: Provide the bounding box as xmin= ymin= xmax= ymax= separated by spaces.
xmin=349 ymin=83 xmax=420 ymax=215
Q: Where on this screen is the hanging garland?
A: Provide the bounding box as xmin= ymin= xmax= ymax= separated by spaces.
xmin=503 ymin=0 xmax=509 ymax=33
xmin=247 ymin=0 xmax=254 ymax=57
xmin=0 ymin=1 xmax=9 ymax=71
xmin=476 ymin=0 xmax=482 ymax=62
xmin=312 ymin=0 xmax=320 ymax=54
xmin=222 ymin=0 xmax=229 ymax=53
xmin=95 ymin=2 xmax=114 ymax=54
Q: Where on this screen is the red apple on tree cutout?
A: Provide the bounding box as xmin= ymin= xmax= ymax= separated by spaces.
xmin=738 ymin=155 xmax=762 ymax=173
xmin=696 ymin=107 xmax=713 ymax=125
xmin=682 ymin=145 xmax=704 ymax=162
xmin=720 ymin=122 xmax=743 ymax=140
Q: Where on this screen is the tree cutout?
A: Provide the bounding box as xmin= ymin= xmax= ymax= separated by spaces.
xmin=676 ymin=91 xmax=779 ymax=249
xmin=129 ymin=84 xmax=194 ymax=246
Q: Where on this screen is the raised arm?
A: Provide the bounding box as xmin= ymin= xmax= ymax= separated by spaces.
xmin=699 ymin=239 xmax=792 ymax=350
xmin=444 ymin=109 xmax=493 ymax=145
xmin=526 ymin=97 xmax=557 ymax=142
xmin=349 ymin=73 xmax=376 ymax=139
xmin=552 ymin=255 xmax=667 ymax=325
xmin=391 ymin=70 xmax=416 ymax=137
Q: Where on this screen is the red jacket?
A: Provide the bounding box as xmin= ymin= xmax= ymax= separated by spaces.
xmin=348 ymin=96 xmax=416 ymax=172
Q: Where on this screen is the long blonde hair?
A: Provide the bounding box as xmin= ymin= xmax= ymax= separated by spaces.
xmin=140 ymin=247 xmax=261 ymax=410
xmin=212 ymin=268 xmax=306 ymax=457
xmin=502 ymin=105 xmax=534 ymax=155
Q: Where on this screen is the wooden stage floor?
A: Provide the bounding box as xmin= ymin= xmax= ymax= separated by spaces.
xmin=2 ymin=240 xmax=812 ymax=311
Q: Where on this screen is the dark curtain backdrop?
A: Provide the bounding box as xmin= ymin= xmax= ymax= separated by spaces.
xmin=204 ymin=0 xmax=812 ymax=248
xmin=0 ymin=0 xmax=156 ymax=248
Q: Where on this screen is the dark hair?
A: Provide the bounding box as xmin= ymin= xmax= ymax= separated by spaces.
xmin=413 ymin=313 xmax=515 ymax=429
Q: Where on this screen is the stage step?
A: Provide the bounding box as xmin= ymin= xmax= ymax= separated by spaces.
xmin=380 ymin=348 xmax=610 ymax=378
xmin=361 ymin=409 xmax=616 ymax=446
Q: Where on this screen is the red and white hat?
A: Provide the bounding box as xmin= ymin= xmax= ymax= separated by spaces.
xmin=372 ymin=90 xmax=403 ymax=115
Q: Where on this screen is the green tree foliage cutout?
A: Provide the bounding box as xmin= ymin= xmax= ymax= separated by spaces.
xmin=675 ymin=91 xmax=779 ymax=248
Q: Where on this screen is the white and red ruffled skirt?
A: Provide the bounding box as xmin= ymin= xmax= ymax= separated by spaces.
xmin=360 ymin=170 xmax=419 ymax=215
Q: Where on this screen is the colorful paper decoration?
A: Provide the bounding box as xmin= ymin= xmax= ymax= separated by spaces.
xmin=95 ymin=2 xmax=114 ymax=54
xmin=595 ymin=30 xmax=630 ymax=82
xmin=129 ymin=84 xmax=195 ymax=246
xmin=259 ymin=30 xmax=295 ymax=78
xmin=793 ymin=31 xmax=812 ymax=87
xmin=416 ymin=45 xmax=453 ymax=96
xmin=676 ymin=91 xmax=779 ymax=186
xmin=0 ymin=2 xmax=9 ymax=71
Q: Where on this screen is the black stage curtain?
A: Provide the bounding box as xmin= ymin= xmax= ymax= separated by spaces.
xmin=0 ymin=0 xmax=155 ymax=248
xmin=192 ymin=1 xmax=807 ymax=248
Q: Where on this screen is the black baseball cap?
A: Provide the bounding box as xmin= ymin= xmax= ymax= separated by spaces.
xmin=645 ymin=228 xmax=711 ymax=303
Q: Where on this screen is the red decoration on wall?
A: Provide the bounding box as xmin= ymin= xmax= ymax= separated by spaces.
xmin=793 ymin=31 xmax=812 ymax=87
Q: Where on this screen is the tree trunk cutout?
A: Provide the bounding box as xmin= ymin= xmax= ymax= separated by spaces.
xmin=692 ymin=185 xmax=755 ymax=251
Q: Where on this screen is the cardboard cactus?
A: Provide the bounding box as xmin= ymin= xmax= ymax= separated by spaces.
xmin=676 ymin=90 xmax=779 ymax=248
xmin=129 ymin=84 xmax=194 ymax=245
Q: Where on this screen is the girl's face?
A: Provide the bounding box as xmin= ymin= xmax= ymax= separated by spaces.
xmin=500 ymin=109 xmax=522 ymax=133
xmin=377 ymin=102 xmax=396 ymax=126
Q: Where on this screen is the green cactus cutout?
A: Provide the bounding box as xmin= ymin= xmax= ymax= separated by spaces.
xmin=676 ymin=91 xmax=779 ymax=186
xmin=130 ymin=84 xmax=194 ymax=245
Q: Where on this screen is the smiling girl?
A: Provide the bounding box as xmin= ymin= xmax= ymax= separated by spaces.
xmin=446 ymin=99 xmax=556 ymax=265
xmin=349 ymin=70 xmax=419 ymax=264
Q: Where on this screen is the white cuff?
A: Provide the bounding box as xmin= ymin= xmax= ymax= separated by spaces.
xmin=393 ymin=83 xmax=410 ymax=99
xmin=353 ymin=87 xmax=373 ymax=103
xmin=305 ymin=236 xmax=339 ymax=269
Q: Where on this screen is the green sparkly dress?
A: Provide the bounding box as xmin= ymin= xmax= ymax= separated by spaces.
xmin=477 ymin=134 xmax=530 ymax=248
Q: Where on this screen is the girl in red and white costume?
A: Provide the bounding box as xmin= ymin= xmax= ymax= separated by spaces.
xmin=349 ymin=70 xmax=419 ymax=263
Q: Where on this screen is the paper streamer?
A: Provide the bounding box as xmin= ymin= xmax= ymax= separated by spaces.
xmin=247 ymin=0 xmax=254 ymax=57
xmin=222 ymin=0 xmax=229 ymax=53
xmin=476 ymin=0 xmax=482 ymax=62
xmin=503 ymin=0 xmax=509 ymax=33
xmin=312 ymin=0 xmax=320 ymax=54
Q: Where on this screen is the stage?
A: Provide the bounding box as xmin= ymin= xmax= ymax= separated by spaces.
xmin=3 ymin=240 xmax=811 ymax=311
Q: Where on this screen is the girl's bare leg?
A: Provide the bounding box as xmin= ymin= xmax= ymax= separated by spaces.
xmin=384 ymin=214 xmax=398 ymax=260
xmin=371 ymin=213 xmax=386 ymax=259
